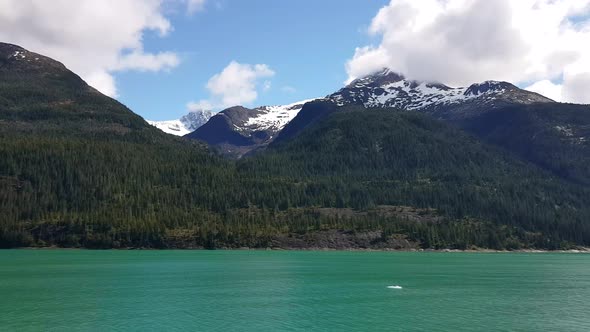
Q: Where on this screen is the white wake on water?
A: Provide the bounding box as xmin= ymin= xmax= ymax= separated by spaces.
xmin=387 ymin=285 xmax=403 ymax=289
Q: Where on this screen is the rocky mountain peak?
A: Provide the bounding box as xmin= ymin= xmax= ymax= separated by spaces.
xmin=147 ymin=109 xmax=212 ymax=136
xmin=464 ymin=81 xmax=516 ymax=96
xmin=327 ymin=69 xmax=554 ymax=111
xmin=347 ymin=68 xmax=406 ymax=88
xmin=180 ymin=109 xmax=213 ymax=132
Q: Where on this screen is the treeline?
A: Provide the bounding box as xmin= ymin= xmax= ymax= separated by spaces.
xmin=0 ymin=205 xmax=562 ymax=250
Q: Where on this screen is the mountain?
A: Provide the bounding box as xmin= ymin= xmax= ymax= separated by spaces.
xmin=147 ymin=109 xmax=212 ymax=136
xmin=276 ymin=69 xmax=590 ymax=185
xmin=2 ymin=42 xmax=590 ymax=250
xmin=0 ymin=42 xmax=238 ymax=248
xmin=327 ymin=68 xmax=553 ymax=114
xmin=276 ymin=69 xmax=558 ymax=140
xmin=186 ymin=99 xmax=315 ymax=157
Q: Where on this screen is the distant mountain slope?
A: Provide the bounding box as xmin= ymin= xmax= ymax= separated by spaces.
xmin=147 ymin=109 xmax=212 ymax=136
xmin=455 ymin=102 xmax=590 ymax=185
xmin=276 ymin=69 xmax=590 ymax=185
xmin=244 ymin=107 xmax=590 ymax=248
xmin=186 ymin=99 xmax=315 ymax=158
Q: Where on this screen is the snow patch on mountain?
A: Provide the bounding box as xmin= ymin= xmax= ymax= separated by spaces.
xmin=147 ymin=119 xmax=192 ymax=136
xmin=245 ymin=99 xmax=317 ymax=131
xmin=148 ymin=109 xmax=212 ymax=136
xmin=365 ymin=81 xmax=474 ymax=109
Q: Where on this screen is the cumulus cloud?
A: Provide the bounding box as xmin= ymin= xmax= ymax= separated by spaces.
xmin=563 ymin=72 xmax=590 ymax=104
xmin=0 ymin=0 xmax=186 ymax=97
xmin=111 ymin=50 xmax=180 ymax=72
xmin=190 ymin=61 xmax=275 ymax=111
xmin=186 ymin=100 xmax=213 ymax=112
xmin=347 ymin=0 xmax=590 ymax=103
xmin=525 ymin=80 xmax=563 ymax=102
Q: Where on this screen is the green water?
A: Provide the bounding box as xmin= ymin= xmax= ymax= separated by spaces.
xmin=0 ymin=251 xmax=589 ymax=331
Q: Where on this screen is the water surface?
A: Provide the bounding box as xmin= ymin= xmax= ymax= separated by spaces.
xmin=1 ymin=250 xmax=588 ymax=331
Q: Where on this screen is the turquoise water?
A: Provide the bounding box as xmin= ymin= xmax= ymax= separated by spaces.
xmin=0 ymin=251 xmax=589 ymax=331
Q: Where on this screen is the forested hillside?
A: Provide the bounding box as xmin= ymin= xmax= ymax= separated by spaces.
xmin=242 ymin=108 xmax=590 ymax=248
xmin=454 ymin=103 xmax=590 ymax=185
xmin=0 ymin=43 xmax=238 ymax=248
xmin=1 ymin=42 xmax=589 ymax=250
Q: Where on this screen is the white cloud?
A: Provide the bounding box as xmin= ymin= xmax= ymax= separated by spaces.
xmin=86 ymin=71 xmax=118 ymax=98
xmin=263 ymin=80 xmax=272 ymax=92
xmin=563 ymin=72 xmax=590 ymax=104
xmin=190 ymin=61 xmax=275 ymax=111
xmin=347 ymin=0 xmax=590 ymax=103
xmin=187 ymin=0 xmax=207 ymax=14
xmin=111 ymin=50 xmax=180 ymax=72
xmin=525 ymin=80 xmax=563 ymax=102
xmin=187 ymin=100 xmax=213 ymax=112
xmin=0 ymin=0 xmax=182 ymax=97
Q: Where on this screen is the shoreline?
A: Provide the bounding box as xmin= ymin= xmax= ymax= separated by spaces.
xmin=8 ymin=246 xmax=590 ymax=253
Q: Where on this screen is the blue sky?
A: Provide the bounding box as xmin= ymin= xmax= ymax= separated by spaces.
xmin=116 ymin=1 xmax=388 ymax=121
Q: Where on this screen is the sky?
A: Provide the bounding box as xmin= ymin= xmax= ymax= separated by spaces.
xmin=1 ymin=0 xmax=589 ymax=121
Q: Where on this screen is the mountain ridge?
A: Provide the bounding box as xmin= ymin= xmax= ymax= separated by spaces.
xmin=185 ymin=68 xmax=558 ymax=157
xmin=327 ymin=68 xmax=554 ymax=114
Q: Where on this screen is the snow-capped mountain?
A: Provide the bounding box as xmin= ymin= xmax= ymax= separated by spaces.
xmin=186 ymin=99 xmax=316 ymax=157
xmin=275 ymin=69 xmax=558 ymax=148
xmin=327 ymin=68 xmax=553 ymax=113
xmin=148 ymin=110 xmax=212 ymax=136
xmin=187 ymin=68 xmax=557 ymax=158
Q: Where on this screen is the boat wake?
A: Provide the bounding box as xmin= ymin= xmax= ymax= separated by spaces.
xmin=387 ymin=285 xmax=403 ymax=289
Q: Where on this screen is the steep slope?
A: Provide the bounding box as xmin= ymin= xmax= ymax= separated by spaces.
xmin=0 ymin=43 xmax=149 ymax=134
xmin=186 ymin=99 xmax=314 ymax=157
xmin=147 ymin=109 xmax=212 ymax=136
xmin=0 ymin=43 xmax=240 ymax=248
